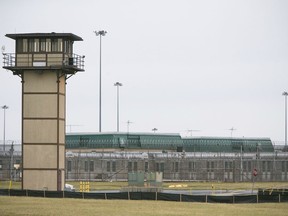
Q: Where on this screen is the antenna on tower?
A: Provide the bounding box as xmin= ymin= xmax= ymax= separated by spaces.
xmin=186 ymin=129 xmax=200 ymax=137
xmin=126 ymin=120 xmax=133 ymax=133
xmin=66 ymin=125 xmax=82 ymax=133
xmin=229 ymin=127 xmax=236 ymax=137
xmin=1 ymin=45 xmax=5 ymax=54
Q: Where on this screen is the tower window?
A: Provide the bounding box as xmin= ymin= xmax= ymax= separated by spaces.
xmin=46 ymin=39 xmax=51 ymax=52
xmin=34 ymin=39 xmax=39 ymax=52
xmin=51 ymin=39 xmax=58 ymax=52
xmin=51 ymin=38 xmax=63 ymax=52
xmin=28 ymin=39 xmax=34 ymax=52
xmin=40 ymin=39 xmax=46 ymax=52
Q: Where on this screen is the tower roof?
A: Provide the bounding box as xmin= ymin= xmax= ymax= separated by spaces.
xmin=5 ymin=32 xmax=83 ymax=41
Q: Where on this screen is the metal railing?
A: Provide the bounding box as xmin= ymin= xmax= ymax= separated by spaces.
xmin=2 ymin=53 xmax=84 ymax=71
xmin=3 ymin=53 xmax=15 ymax=67
xmin=71 ymin=54 xmax=85 ymax=70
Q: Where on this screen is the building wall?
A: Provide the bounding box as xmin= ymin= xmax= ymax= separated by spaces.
xmin=64 ymin=152 xmax=288 ymax=182
xmin=1 ymin=151 xmax=288 ymax=183
xmin=22 ymin=70 xmax=65 ymax=191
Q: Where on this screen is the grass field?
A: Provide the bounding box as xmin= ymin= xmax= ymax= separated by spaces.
xmin=1 ymin=181 xmax=288 ymax=191
xmin=1 ymin=196 xmax=288 ymax=216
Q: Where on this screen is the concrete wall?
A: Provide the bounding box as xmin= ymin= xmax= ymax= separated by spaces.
xmin=22 ymin=70 xmax=65 ymax=191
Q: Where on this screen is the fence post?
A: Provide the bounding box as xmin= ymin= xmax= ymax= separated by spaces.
xmin=233 ymin=195 xmax=235 ymax=204
xmin=156 ymin=191 xmax=158 ymax=201
xmin=206 ymin=195 xmax=208 ymax=203
xmin=256 ymin=194 xmax=258 ymax=203
xmin=279 ymin=194 xmax=281 ymax=203
xmin=105 ymin=193 xmax=107 ymax=200
xmin=180 ymin=193 xmax=182 ymax=202
xmin=128 ymin=191 xmax=130 ymax=200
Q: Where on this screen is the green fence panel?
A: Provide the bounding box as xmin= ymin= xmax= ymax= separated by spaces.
xmin=84 ymin=192 xmax=106 ymax=199
xmin=2 ymin=189 xmax=288 ymax=203
xmin=64 ymin=191 xmax=82 ymax=199
xmin=9 ymin=189 xmax=27 ymax=197
xmin=0 ymin=189 xmax=9 ymax=196
xmin=181 ymin=194 xmax=206 ymax=202
xmin=157 ymin=193 xmax=180 ymax=202
xmin=207 ymin=195 xmax=233 ymax=203
xmin=141 ymin=192 xmax=156 ymax=200
xmin=27 ymin=190 xmax=44 ymax=197
xmin=129 ymin=192 xmax=142 ymax=200
xmin=234 ymin=195 xmax=257 ymax=203
xmin=45 ymin=190 xmax=63 ymax=198
xmin=258 ymin=195 xmax=280 ymax=203
xmin=106 ymin=192 xmax=128 ymax=200
xmin=280 ymin=195 xmax=288 ymax=202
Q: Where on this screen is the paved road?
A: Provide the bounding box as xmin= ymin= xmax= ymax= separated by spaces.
xmin=90 ymin=189 xmax=257 ymax=195
xmin=163 ymin=189 xmax=257 ymax=195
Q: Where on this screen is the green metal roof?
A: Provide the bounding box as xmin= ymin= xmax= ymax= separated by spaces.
xmin=65 ymin=133 xmax=274 ymax=153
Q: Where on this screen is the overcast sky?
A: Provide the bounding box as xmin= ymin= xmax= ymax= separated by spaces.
xmin=0 ymin=0 xmax=288 ymax=143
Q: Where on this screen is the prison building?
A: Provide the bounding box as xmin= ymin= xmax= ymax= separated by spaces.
xmin=1 ymin=133 xmax=287 ymax=183
xmin=62 ymin=133 xmax=286 ymax=182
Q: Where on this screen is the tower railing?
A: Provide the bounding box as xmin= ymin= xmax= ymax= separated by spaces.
xmin=71 ymin=53 xmax=85 ymax=70
xmin=3 ymin=52 xmax=84 ymax=72
xmin=2 ymin=53 xmax=15 ymax=67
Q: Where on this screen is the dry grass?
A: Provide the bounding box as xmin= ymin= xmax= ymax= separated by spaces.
xmin=0 ymin=196 xmax=288 ymax=216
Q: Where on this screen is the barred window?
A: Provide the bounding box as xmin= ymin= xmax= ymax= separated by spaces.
xmin=173 ymin=162 xmax=179 ymax=172
xmin=84 ymin=161 xmax=88 ymax=172
xmin=189 ymin=161 xmax=195 ymax=172
xmin=207 ymin=161 xmax=214 ymax=172
xmin=89 ymin=161 xmax=94 ymax=172
xmin=128 ymin=162 xmax=132 ymax=172
xmin=145 ymin=162 xmax=149 ymax=172
xmin=262 ymin=161 xmax=266 ymax=172
xmin=133 ymin=162 xmax=138 ymax=172
xmin=156 ymin=162 xmax=164 ymax=172
xmin=67 ymin=161 xmax=72 ymax=172
xmin=248 ymin=161 xmax=251 ymax=172
xmin=112 ymin=161 xmax=116 ymax=172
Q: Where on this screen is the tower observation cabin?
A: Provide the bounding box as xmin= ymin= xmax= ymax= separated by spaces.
xmin=3 ymin=32 xmax=84 ymax=75
xmin=3 ymin=32 xmax=85 ymax=191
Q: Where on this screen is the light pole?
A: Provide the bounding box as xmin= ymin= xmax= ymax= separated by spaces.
xmin=114 ymin=82 xmax=122 ymax=132
xmin=2 ymin=105 xmax=8 ymax=152
xmin=283 ymin=92 xmax=288 ymax=147
xmin=94 ymin=30 xmax=107 ymax=132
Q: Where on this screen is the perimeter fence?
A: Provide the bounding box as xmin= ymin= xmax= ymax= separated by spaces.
xmin=1 ymin=189 xmax=288 ymax=204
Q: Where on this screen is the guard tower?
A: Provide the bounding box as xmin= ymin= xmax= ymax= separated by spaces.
xmin=3 ymin=33 xmax=84 ymax=191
